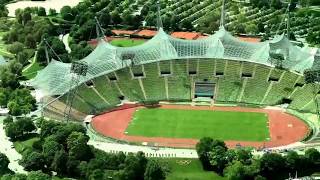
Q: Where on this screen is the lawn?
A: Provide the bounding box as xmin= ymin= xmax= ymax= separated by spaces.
xmin=22 ymin=61 xmax=44 ymax=79
xmin=110 ymin=39 xmax=145 ymax=47
xmin=13 ymin=135 xmax=39 ymax=155
xmin=126 ymin=108 xmax=269 ymax=141
xmin=163 ymin=158 xmax=226 ymax=180
xmin=0 ymin=31 xmax=14 ymax=58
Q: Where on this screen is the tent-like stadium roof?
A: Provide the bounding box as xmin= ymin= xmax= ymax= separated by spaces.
xmin=0 ymin=55 xmax=6 ymax=65
xmin=30 ymin=27 xmax=316 ymax=96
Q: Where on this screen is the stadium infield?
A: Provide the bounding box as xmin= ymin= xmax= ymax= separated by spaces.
xmin=126 ymin=109 xmax=269 ymax=141
xmin=91 ymin=104 xmax=309 ymax=148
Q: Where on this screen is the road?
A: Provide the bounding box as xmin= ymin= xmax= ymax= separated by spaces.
xmin=62 ymin=34 xmax=71 ymax=53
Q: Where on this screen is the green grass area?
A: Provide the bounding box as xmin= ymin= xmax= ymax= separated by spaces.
xmin=22 ymin=61 xmax=44 ymax=79
xmin=13 ymin=135 xmax=39 ymax=155
xmin=127 ymin=108 xmax=269 ymax=141
xmin=110 ymin=39 xmax=145 ymax=47
xmin=0 ymin=31 xmax=14 ymax=58
xmin=164 ymin=158 xmax=226 ymax=180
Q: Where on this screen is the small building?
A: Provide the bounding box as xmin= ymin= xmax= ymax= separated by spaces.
xmin=134 ymin=29 xmax=158 ymax=38
xmin=171 ymin=32 xmax=202 ymax=40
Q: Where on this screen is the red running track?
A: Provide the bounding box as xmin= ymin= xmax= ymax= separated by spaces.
xmin=91 ymin=104 xmax=309 ymax=149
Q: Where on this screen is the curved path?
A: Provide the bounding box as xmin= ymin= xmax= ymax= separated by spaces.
xmin=91 ymin=105 xmax=309 ymax=149
xmin=0 ymin=117 xmax=27 ymax=174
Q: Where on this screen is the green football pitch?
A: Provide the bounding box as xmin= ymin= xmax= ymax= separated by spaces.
xmin=126 ymin=108 xmax=269 ymax=141
xmin=110 ymin=39 xmax=145 ymax=47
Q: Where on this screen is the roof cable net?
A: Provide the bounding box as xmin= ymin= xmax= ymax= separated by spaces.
xmin=30 ymin=27 xmax=316 ymax=96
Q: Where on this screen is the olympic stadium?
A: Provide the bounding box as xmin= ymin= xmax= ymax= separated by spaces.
xmin=29 ymin=13 xmax=320 ymax=149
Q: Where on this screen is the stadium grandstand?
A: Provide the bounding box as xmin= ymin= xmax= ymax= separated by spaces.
xmin=30 ymin=0 xmax=320 ymax=124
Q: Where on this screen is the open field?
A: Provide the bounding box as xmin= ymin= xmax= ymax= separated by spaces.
xmin=163 ymin=158 xmax=226 ymax=180
xmin=110 ymin=39 xmax=145 ymax=47
xmin=0 ymin=31 xmax=14 ymax=58
xmin=126 ymin=108 xmax=269 ymax=141
xmin=13 ymin=136 xmax=39 ymax=155
xmin=22 ymin=61 xmax=44 ymax=79
xmin=92 ymin=105 xmax=309 ymax=148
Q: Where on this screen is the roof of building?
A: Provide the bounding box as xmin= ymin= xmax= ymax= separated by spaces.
xmin=33 ymin=27 xmax=315 ymax=96
xmin=112 ymin=30 xmax=136 ymax=36
xmin=171 ymin=32 xmax=201 ymax=40
xmin=237 ymin=36 xmax=261 ymax=43
xmin=135 ymin=29 xmax=158 ymax=37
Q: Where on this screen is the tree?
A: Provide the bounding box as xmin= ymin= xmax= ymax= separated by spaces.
xmin=0 ymin=153 xmax=9 ymax=174
xmin=271 ymin=0 xmax=283 ymax=9
xmin=67 ymin=132 xmax=91 ymax=161
xmin=42 ymin=138 xmax=63 ymax=164
xmin=245 ymin=23 xmax=258 ymax=35
xmin=25 ymin=34 xmax=37 ymax=49
xmin=144 ymin=159 xmax=166 ymax=180
xmin=111 ymin=10 xmax=121 ymax=25
xmin=22 ymin=11 xmax=32 ymax=25
xmin=5 ymin=122 xmax=20 ymax=140
xmin=260 ymin=153 xmax=286 ymax=179
xmin=305 ymin=148 xmax=320 ymax=165
xmin=120 ymin=152 xmax=148 ymax=180
xmin=5 ymin=117 xmax=36 ymax=140
xmin=196 ymin=137 xmax=215 ymax=170
xmin=26 ymin=171 xmax=50 ymax=180
xmin=285 ymin=151 xmax=301 ymax=171
xmin=209 ymin=144 xmax=228 ymax=173
xmin=17 ymin=50 xmax=29 ymax=65
xmin=48 ymin=8 xmax=56 ymax=16
xmin=7 ymin=42 xmax=24 ymax=54
xmin=60 ymin=6 xmax=74 ymax=21
xmin=20 ymin=151 xmax=45 ymax=171
xmin=51 ymin=149 xmax=68 ymax=176
xmin=0 ymin=88 xmax=10 ymax=108
xmin=180 ymin=19 xmax=193 ymax=31
xmin=0 ymin=5 xmax=8 ymax=17
xmin=88 ymin=169 xmax=106 ymax=180
xmin=3 ymin=116 xmax=13 ymax=126
xmin=97 ymin=10 xmax=111 ymax=28
xmin=37 ymin=7 xmax=46 ymax=16
xmin=1 ymin=173 xmax=27 ymax=180
xmin=224 ymin=161 xmax=247 ymax=180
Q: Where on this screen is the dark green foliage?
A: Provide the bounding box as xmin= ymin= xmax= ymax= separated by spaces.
xmin=51 ymin=149 xmax=68 ymax=176
xmin=260 ymin=153 xmax=286 ymax=178
xmin=67 ymin=132 xmax=92 ymax=161
xmin=7 ymin=42 xmax=24 ymax=54
xmin=197 ymin=138 xmax=320 ymax=179
xmin=60 ymin=6 xmax=74 ymax=21
xmin=5 ymin=117 xmax=36 ymax=140
xmin=196 ymin=137 xmax=226 ymax=171
xmin=19 ymin=151 xmax=46 ymax=171
xmin=37 ymin=7 xmax=46 ymax=16
xmin=304 ymin=69 xmax=320 ymax=84
xmin=7 ymin=88 xmax=37 ymax=116
xmin=305 ymin=148 xmax=320 ymax=164
xmin=144 ymin=159 xmax=166 ymax=180
xmin=12 ymin=118 xmax=165 ymax=180
xmin=0 ymin=153 xmax=10 ymax=175
xmin=3 ymin=116 xmax=13 ymax=126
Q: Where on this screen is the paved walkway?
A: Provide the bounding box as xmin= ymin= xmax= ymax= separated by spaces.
xmin=62 ymin=34 xmax=71 ymax=53
xmin=0 ymin=117 xmax=27 ymax=174
xmin=88 ymin=140 xmax=198 ymax=158
xmin=86 ymin=124 xmax=198 ymax=158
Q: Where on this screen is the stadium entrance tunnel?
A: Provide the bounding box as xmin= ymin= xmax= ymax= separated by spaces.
xmin=194 ymin=82 xmax=215 ymax=99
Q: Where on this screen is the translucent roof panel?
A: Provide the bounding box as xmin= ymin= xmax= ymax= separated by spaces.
xmin=29 ymin=28 xmax=316 ymax=96
xmin=0 ymin=56 xmax=6 ymax=65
